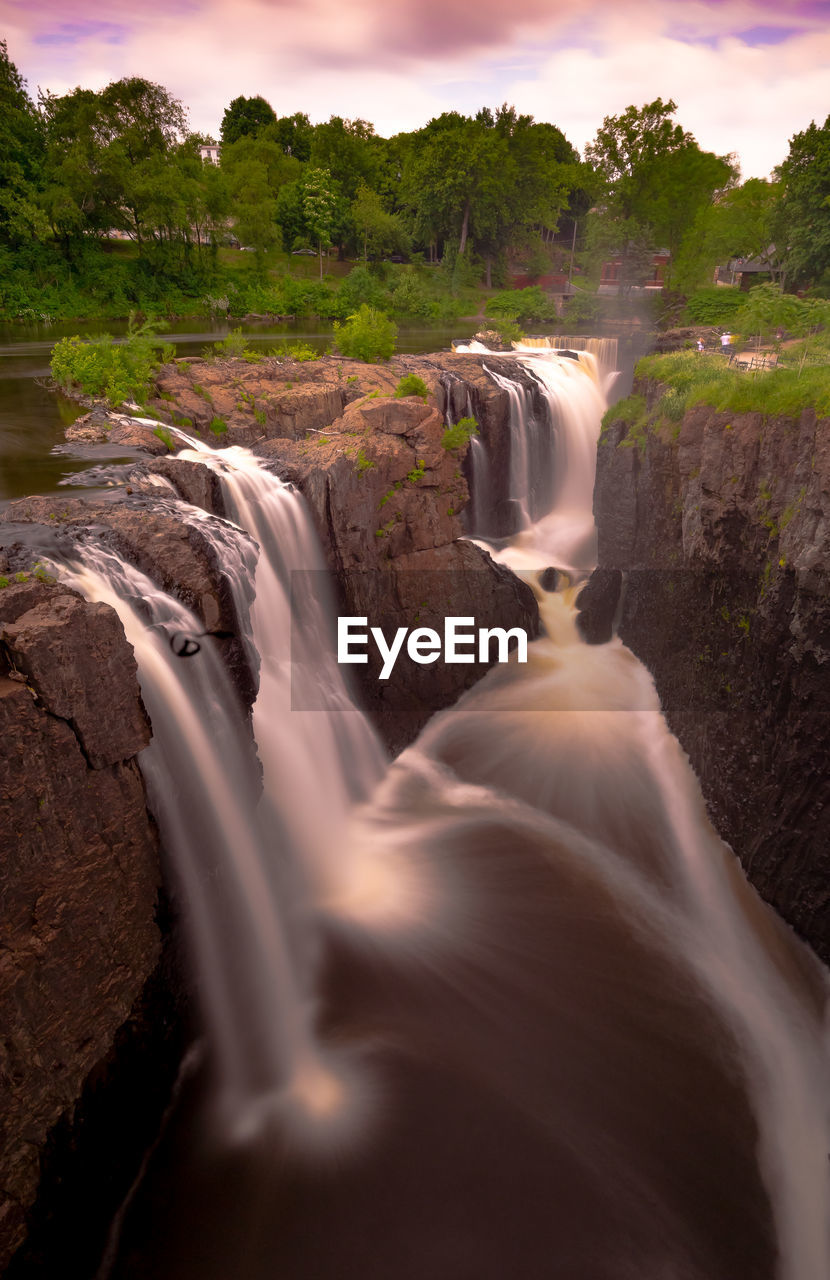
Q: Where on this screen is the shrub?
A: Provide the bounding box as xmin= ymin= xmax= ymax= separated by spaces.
xmin=333 ymin=305 xmax=397 ymax=362
xmin=685 ymin=287 xmax=746 ymax=326
xmin=153 ymin=425 xmax=175 ymax=451
xmin=485 ymin=286 xmax=557 ymax=324
xmin=209 ymin=415 xmax=228 ymax=436
xmin=441 ymin=416 xmax=478 ymax=451
xmin=355 ymin=447 xmax=375 ymax=474
xmin=211 ymin=328 xmax=252 ymax=359
xmin=50 ymin=315 xmax=173 ymax=407
xmin=395 ymin=373 xmax=429 ymax=401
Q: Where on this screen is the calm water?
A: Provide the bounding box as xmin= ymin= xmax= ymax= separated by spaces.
xmin=0 ymin=318 xmax=483 ymax=508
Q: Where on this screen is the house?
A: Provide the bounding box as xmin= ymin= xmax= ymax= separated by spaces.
xmin=199 ymin=144 xmax=221 ymax=165
xmin=717 ymin=251 xmax=776 ymax=290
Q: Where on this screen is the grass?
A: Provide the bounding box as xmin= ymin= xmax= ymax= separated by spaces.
xmin=634 ymin=352 xmax=830 ymax=420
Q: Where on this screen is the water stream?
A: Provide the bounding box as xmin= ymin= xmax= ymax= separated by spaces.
xmin=32 ymin=344 xmax=830 ymax=1279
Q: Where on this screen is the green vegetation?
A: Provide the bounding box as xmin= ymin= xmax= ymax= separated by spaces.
xmin=441 ymin=416 xmax=478 ymax=451
xmin=355 ymin=447 xmax=375 ymax=474
xmin=633 ymin=352 xmax=830 ymax=419
xmin=1 ymin=37 xmax=829 ymax=328
xmin=407 ymin=459 xmax=427 ymax=482
xmin=684 ymin=288 xmax=747 ymax=326
xmin=209 ymin=415 xmax=228 ymax=435
xmin=153 ymin=424 xmax=175 ymax=450
xmin=49 ymin=316 xmax=173 ymax=406
xmin=395 ymin=373 xmax=429 ymax=400
xmin=212 ymin=328 xmax=253 ymax=359
xmin=333 ymin=305 xmax=397 ymax=361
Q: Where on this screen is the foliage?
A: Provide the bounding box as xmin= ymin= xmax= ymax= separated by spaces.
xmin=485 ymin=285 xmax=557 ymax=323
xmin=333 ymin=304 xmax=397 ymax=361
xmin=635 ymin=352 xmax=830 ymax=418
xmin=774 ymin=114 xmax=830 ymax=289
xmin=585 ymin=98 xmax=735 ymax=293
xmin=211 ymin=327 xmax=252 ymax=358
xmin=441 ymin=416 xmax=478 ymax=450
xmin=220 ymin=95 xmax=277 ymax=146
xmin=281 ymin=341 xmax=319 ymax=361
xmin=407 ymin=459 xmax=427 ymax=482
xmin=566 ymin=291 xmax=602 ymax=323
xmin=685 ymin=287 xmax=746 ymax=325
xmin=50 ymin=315 xmax=172 ymax=405
xmin=395 ymin=373 xmax=429 ymax=400
xmin=355 ymin=447 xmax=375 ymax=474
xmin=209 ymin=415 xmax=228 ymax=435
xmin=153 ymin=424 xmax=175 ymax=450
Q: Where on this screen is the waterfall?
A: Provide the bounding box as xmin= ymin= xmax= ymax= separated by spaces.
xmin=53 ymin=448 xmax=385 ymax=1144
xmin=457 ymin=344 xmax=606 ymax=572
xmin=517 ymin=333 xmax=619 ymax=376
xmin=52 ymin=385 xmax=829 ymax=1279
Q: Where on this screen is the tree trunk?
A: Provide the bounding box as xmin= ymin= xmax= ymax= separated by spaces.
xmin=319 ymin=242 xmax=323 ymax=281
xmin=485 ymin=256 xmax=492 ymax=289
xmin=458 ymin=198 xmax=471 ymax=257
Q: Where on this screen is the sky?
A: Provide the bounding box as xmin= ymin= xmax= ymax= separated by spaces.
xmin=3 ymin=0 xmax=830 ymax=178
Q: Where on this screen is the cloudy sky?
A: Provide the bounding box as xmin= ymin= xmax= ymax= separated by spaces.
xmin=4 ymin=0 xmax=829 ymax=177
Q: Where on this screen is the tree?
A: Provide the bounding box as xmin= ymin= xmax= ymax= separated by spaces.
xmin=672 ymin=179 xmax=780 ymax=293
xmin=310 ymin=117 xmax=381 ymax=200
xmin=351 ymin=183 xmax=409 ymax=260
xmin=774 ymin=115 xmax=830 ymax=289
xmin=585 ymin=98 xmax=735 ymax=293
xmin=220 ymin=95 xmax=277 ymax=146
xmin=271 ymin=112 xmax=313 ymax=162
xmin=0 ymin=40 xmax=46 ymax=242
xmin=301 ymin=168 xmax=338 ymax=279
xmin=401 ymin=106 xmax=577 ymax=284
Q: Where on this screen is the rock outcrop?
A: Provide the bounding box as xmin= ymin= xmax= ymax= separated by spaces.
xmin=256 ymin=389 xmax=538 ymax=750
xmin=0 ymin=580 xmax=161 ymax=1272
xmin=0 ymin=497 xmax=256 ymax=709
xmin=589 ymin=393 xmax=830 ymax=961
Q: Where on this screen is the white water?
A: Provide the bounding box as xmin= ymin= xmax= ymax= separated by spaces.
xmin=56 ymin=363 xmax=830 ymax=1278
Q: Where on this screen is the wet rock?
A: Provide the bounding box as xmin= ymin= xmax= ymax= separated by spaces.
xmin=0 ymin=586 xmax=161 ymax=1272
xmin=576 ymin=568 xmax=623 ymax=644
xmin=1 ymin=589 xmax=151 ymax=768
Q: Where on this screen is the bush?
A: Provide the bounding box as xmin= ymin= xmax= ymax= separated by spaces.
xmin=209 ymin=415 xmax=228 ymax=436
xmin=395 ymin=373 xmax=429 ymax=401
xmin=211 ymin=328 xmax=252 ymax=359
xmin=50 ymin=315 xmax=173 ymax=406
xmin=485 ymin=285 xmax=557 ymax=324
xmin=685 ymin=287 xmax=746 ymax=326
xmin=441 ymin=416 xmax=478 ymax=450
xmin=333 ymin=305 xmax=397 ymax=362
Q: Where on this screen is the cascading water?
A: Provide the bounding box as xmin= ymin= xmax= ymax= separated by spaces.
xmin=54 ymin=356 xmax=828 ymax=1279
xmin=54 ymin=450 xmax=385 ymax=1146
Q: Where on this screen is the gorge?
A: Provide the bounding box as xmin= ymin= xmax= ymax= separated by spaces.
xmin=1 ymin=338 xmax=828 ymax=1279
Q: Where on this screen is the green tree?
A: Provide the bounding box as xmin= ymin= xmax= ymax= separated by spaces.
xmin=585 ymin=98 xmax=734 ymax=293
xmin=351 ymin=183 xmax=409 ymax=261
xmin=220 ymin=94 xmax=277 ymax=146
xmin=302 ymin=168 xmax=338 ymax=279
xmin=0 ymin=40 xmax=46 ymax=242
xmin=672 ymin=179 xmax=780 ymax=293
xmin=310 ymin=117 xmax=380 ymax=200
xmin=775 ymin=115 xmax=830 ymax=289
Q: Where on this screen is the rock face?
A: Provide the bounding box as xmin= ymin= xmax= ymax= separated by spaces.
xmin=591 ymin=393 xmax=830 ymax=961
xmin=0 ymin=581 xmax=161 ymax=1272
xmin=254 ymin=389 xmax=539 ymax=751
xmin=1 ymin=496 xmax=256 ymax=709
xmin=137 ymin=354 xmax=541 ymax=752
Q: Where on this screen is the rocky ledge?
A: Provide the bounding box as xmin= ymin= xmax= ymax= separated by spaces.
xmin=0 ymin=578 xmax=160 ymax=1272
xmin=587 ymin=390 xmax=830 ymax=961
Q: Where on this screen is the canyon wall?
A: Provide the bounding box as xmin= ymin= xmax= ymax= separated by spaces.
xmin=591 ymin=392 xmax=830 ymax=961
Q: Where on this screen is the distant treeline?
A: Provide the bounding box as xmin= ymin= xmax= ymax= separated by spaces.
xmin=1 ymin=37 xmax=828 ymax=321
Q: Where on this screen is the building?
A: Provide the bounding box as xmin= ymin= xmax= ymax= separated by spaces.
xmin=199 ymin=143 xmax=221 ymax=165
xmin=598 ymin=251 xmax=669 ymax=294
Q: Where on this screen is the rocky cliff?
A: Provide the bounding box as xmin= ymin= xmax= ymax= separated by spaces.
xmin=590 ymin=391 xmax=830 ymax=961
xmin=0 ymin=577 xmax=161 ymax=1272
